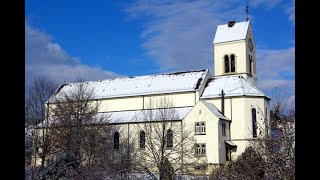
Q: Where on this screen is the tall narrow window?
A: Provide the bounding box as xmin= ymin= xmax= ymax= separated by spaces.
xmin=230 ymin=54 xmax=235 ymax=72
xmin=252 ymin=108 xmax=257 ymax=138
xmin=114 ymin=132 xmax=120 ymax=149
xmin=224 ymin=55 xmax=230 ymax=73
xmin=249 ymin=55 xmax=253 ymax=74
xmin=166 ymin=129 xmax=173 ymax=148
xmin=265 ymin=108 xmax=268 ymax=135
xmin=222 ymin=122 xmax=226 ymax=136
xmin=195 ymin=123 xmax=200 ymax=134
xmin=201 ymin=122 xmax=205 ymax=134
xmin=201 ymin=144 xmax=206 ymax=155
xmin=139 ymin=131 xmax=145 ymax=149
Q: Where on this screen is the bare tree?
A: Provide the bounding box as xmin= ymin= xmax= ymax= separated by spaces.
xmin=25 ymin=76 xmax=57 ymax=179
xmin=34 ymin=77 xmax=116 ymax=179
xmin=133 ymin=97 xmax=201 ymax=180
xmin=251 ymin=97 xmax=295 ymax=179
xmin=25 ymin=76 xmax=57 ymax=126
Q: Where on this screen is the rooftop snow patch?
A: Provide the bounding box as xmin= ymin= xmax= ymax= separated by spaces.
xmin=106 ymin=107 xmax=193 ymax=124
xmin=48 ymin=69 xmax=208 ymax=102
xmin=201 ymin=101 xmax=230 ymax=121
xmin=201 ymin=76 xmax=269 ymax=99
xmin=36 ymin=107 xmax=193 ymax=127
xmin=213 ymin=21 xmax=249 ymax=44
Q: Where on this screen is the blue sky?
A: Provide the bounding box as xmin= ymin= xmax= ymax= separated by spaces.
xmin=25 ymin=0 xmax=295 ymax=107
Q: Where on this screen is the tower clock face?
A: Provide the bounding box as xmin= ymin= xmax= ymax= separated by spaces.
xmin=248 ymin=37 xmax=253 ymax=52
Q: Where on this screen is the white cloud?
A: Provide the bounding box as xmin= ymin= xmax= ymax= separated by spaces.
xmin=257 ymin=47 xmax=295 ymax=80
xmin=126 ymin=0 xmax=295 ymax=105
xmin=126 ymin=0 xmax=246 ymax=72
xmin=285 ymin=0 xmax=295 ymax=25
xmin=25 ymin=21 xmax=121 ymax=87
xmin=250 ymin=0 xmax=283 ymax=9
xmin=256 ymin=47 xmax=295 ymax=104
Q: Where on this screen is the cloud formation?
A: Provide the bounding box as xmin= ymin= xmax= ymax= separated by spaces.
xmin=285 ymin=0 xmax=295 ymax=25
xmin=256 ymin=47 xmax=295 ymax=108
xmin=25 ymin=22 xmax=120 ymax=87
xmin=126 ymin=0 xmax=295 ymax=104
xmin=126 ymin=0 xmax=247 ymax=72
xmin=250 ymin=0 xmax=283 ymax=9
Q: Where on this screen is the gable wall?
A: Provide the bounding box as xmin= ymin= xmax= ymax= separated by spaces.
xmin=183 ymin=101 xmax=226 ymax=165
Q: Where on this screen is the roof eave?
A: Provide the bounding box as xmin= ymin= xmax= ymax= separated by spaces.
xmin=200 ymin=94 xmax=268 ymax=99
xmin=213 ymin=39 xmax=246 ymax=45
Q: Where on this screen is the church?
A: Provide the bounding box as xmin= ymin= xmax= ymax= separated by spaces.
xmin=43 ymin=20 xmax=271 ymax=174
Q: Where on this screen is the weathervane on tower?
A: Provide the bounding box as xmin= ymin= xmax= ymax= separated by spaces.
xmin=246 ymin=0 xmax=249 ymax=21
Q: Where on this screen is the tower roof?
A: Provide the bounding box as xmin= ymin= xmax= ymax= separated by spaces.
xmin=213 ymin=21 xmax=250 ymax=44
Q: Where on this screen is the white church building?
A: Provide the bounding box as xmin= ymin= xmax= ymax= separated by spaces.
xmin=44 ymin=20 xmax=271 ymax=173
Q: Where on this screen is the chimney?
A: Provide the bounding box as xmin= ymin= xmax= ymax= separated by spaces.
xmin=228 ymin=21 xmax=235 ymax=27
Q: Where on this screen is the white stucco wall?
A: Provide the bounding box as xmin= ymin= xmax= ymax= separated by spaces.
xmin=143 ymin=92 xmax=197 ymax=109
xmin=99 ymin=96 xmax=144 ymax=112
xmin=203 ymin=96 xmax=270 ymax=160
xmin=95 ymin=92 xmax=197 ymax=112
xmin=214 ymin=40 xmax=247 ymax=77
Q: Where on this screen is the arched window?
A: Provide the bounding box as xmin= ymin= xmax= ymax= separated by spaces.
xmin=224 ymin=55 xmax=230 ymax=73
xmin=166 ymin=129 xmax=173 ymax=148
xmin=249 ymin=55 xmax=253 ymax=74
xmin=139 ymin=131 xmax=145 ymax=149
xmin=201 ymin=144 xmax=206 ymax=155
xmin=230 ymin=54 xmax=235 ymax=72
xmin=195 ymin=143 xmax=206 ymax=156
xmin=114 ymin=132 xmax=120 ymax=149
xmin=252 ymin=108 xmax=257 ymax=138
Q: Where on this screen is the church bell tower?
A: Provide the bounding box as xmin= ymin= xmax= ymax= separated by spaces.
xmin=213 ymin=20 xmax=257 ymax=85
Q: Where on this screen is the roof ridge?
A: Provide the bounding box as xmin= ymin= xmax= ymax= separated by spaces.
xmin=63 ymin=69 xmax=209 ymax=85
xmin=240 ymin=76 xmax=267 ymax=96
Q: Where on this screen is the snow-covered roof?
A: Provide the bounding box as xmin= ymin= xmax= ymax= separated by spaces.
xmin=201 ymin=100 xmax=230 ymax=121
xmin=213 ymin=21 xmax=249 ymax=44
xmin=37 ymin=107 xmax=193 ymax=128
xmin=201 ymin=76 xmax=269 ymax=99
xmin=106 ymin=107 xmax=193 ymax=124
xmin=48 ymin=69 xmax=209 ymax=102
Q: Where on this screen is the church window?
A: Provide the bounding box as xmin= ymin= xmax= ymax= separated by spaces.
xmin=252 ymin=108 xmax=257 ymax=138
xmin=224 ymin=54 xmax=236 ymax=73
xmin=224 ymin=55 xmax=230 ymax=73
xmin=230 ymin=54 xmax=236 ymax=72
xmin=222 ymin=122 xmax=226 ymax=136
xmin=166 ymin=129 xmax=173 ymax=148
xmin=195 ymin=122 xmax=206 ymax=135
xmin=265 ymin=108 xmax=268 ymax=135
xmin=249 ymin=55 xmax=253 ymax=74
xmin=139 ymin=131 xmax=145 ymax=149
xmin=195 ymin=143 xmax=206 ymax=156
xmin=114 ymin=132 xmax=120 ymax=149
